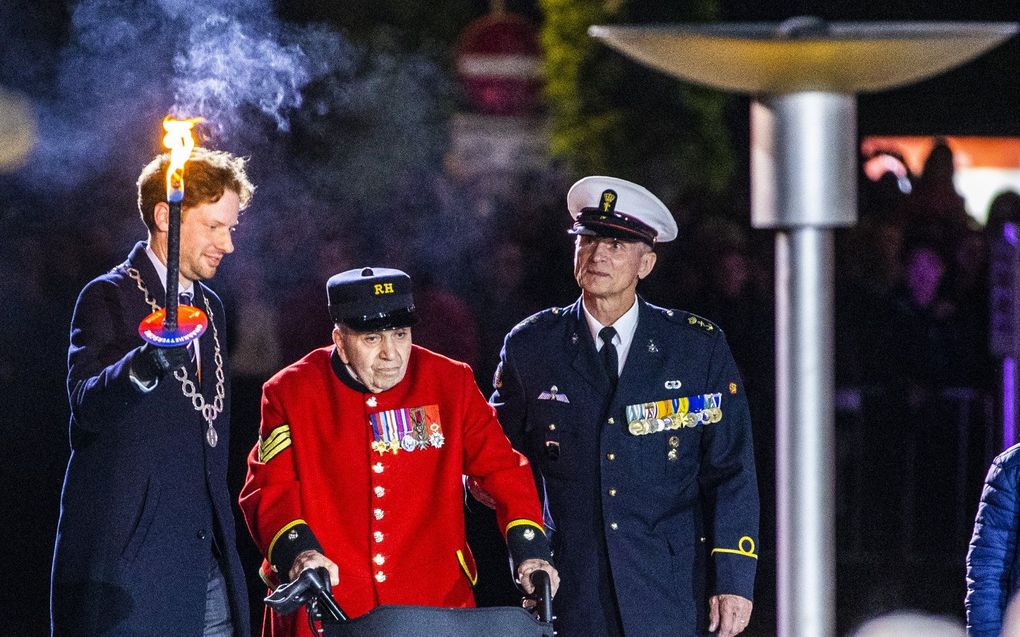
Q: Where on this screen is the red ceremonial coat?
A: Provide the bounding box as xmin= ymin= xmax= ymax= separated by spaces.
xmin=239 ymin=345 xmax=546 ymax=637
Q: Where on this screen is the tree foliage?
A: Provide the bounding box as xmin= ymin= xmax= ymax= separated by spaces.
xmin=540 ymin=0 xmax=737 ymax=206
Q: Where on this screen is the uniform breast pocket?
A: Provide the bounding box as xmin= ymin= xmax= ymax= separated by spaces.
xmin=662 ymin=428 xmax=700 ymax=477
xmin=529 ymin=404 xmax=583 ymax=480
xmin=624 ymin=392 xmax=709 ymax=476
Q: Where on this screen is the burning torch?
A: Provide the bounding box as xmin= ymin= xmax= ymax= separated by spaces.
xmin=138 ymin=117 xmax=209 ymax=347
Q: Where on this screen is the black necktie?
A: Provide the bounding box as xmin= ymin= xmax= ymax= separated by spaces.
xmin=599 ymin=326 xmax=618 ymax=387
xmin=179 ymin=291 xmax=199 ymax=379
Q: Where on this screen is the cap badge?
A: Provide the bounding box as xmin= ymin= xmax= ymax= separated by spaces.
xmin=600 ymin=189 xmax=617 ymax=213
xmin=374 ymin=282 xmax=395 ymax=295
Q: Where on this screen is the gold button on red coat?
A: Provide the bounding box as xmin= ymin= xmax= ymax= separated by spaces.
xmin=373 ymin=531 xmax=384 ymax=543
xmin=374 ymin=508 xmax=385 ymax=520
xmin=374 ymin=486 xmax=385 ymax=497
xmin=375 ymin=571 xmax=386 ymax=583
xmin=372 ymin=463 xmax=384 ymax=474
xmin=373 ymin=554 xmax=385 ymax=566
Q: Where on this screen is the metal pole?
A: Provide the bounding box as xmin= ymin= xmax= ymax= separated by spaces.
xmin=775 ymin=228 xmax=836 ymax=637
xmin=753 ymin=92 xmax=851 ymax=637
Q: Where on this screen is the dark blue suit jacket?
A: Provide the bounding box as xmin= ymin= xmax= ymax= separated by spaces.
xmin=492 ymin=297 xmax=759 ymax=637
xmin=51 ymin=242 xmax=249 ymax=636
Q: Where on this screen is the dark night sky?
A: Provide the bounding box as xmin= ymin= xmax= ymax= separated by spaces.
xmin=3 ymin=0 xmax=1016 ymax=136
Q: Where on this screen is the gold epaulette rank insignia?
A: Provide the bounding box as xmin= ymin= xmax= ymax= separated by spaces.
xmin=510 ymin=307 xmax=566 ymax=337
xmin=685 ymin=313 xmax=716 ymax=333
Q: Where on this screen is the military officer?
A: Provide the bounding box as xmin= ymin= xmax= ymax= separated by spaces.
xmin=240 ymin=267 xmax=558 ymax=637
xmin=485 ymin=176 xmax=759 ymax=637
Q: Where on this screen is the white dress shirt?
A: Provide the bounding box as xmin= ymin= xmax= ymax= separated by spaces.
xmin=582 ymin=296 xmax=639 ymax=376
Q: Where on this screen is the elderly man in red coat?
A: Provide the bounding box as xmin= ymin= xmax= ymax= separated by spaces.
xmin=240 ymin=266 xmax=558 ymax=637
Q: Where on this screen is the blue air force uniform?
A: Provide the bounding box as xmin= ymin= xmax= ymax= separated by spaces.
xmin=490 ymin=176 xmax=759 ymax=636
xmin=492 ymin=301 xmax=758 ymax=636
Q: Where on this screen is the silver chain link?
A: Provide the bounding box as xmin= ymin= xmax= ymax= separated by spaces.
xmin=121 ymin=265 xmax=225 ymax=428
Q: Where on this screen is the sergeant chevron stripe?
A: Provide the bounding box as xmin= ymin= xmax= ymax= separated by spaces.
xmin=259 ymin=423 xmax=291 ymax=463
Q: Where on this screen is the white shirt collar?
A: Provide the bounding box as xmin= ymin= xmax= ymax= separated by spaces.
xmin=582 ymin=296 xmax=640 ymax=372
xmin=144 ymin=243 xmax=195 ymax=297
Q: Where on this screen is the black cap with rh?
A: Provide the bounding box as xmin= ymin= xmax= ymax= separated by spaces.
xmin=326 ymin=267 xmax=418 ymax=331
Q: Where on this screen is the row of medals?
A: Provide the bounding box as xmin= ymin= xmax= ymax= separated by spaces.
xmin=371 ymin=426 xmax=445 ymax=455
xmin=628 ymin=407 xmax=723 ymax=436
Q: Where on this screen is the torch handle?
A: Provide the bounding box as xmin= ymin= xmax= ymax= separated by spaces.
xmin=164 ymin=199 xmax=181 ymax=331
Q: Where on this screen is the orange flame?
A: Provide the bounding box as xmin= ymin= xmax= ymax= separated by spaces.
xmin=162 ymin=116 xmax=204 ymax=203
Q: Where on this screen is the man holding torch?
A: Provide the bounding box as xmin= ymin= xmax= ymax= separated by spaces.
xmin=50 ymin=132 xmax=256 ymax=636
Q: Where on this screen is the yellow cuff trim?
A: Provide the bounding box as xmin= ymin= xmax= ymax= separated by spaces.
xmin=711 ymin=536 xmax=758 ymax=559
xmin=268 ymin=519 xmax=307 ymax=564
xmin=259 ymin=424 xmax=291 ymax=463
xmin=456 ymin=549 xmax=478 ymax=586
xmin=505 ymin=519 xmax=545 ymax=537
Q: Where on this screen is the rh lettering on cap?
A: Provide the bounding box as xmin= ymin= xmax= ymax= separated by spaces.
xmin=374 ymin=283 xmax=395 ymax=295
